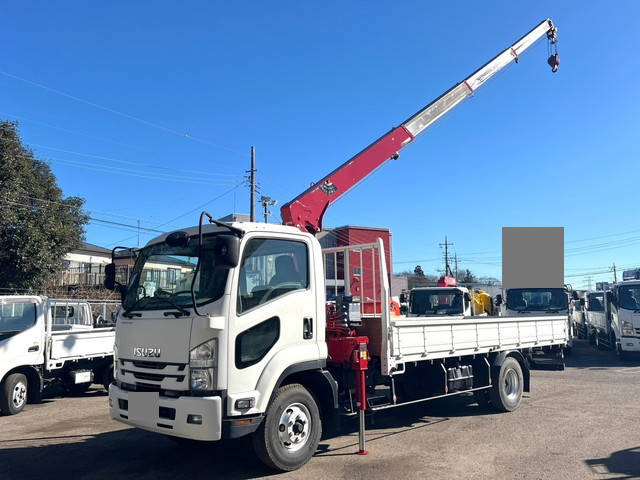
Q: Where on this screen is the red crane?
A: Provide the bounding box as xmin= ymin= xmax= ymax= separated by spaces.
xmin=281 ymin=19 xmax=559 ymax=234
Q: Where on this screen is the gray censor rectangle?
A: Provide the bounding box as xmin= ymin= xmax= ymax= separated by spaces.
xmin=502 ymin=227 xmax=564 ymax=289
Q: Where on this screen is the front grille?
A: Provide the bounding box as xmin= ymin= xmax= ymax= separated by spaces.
xmin=119 ymin=358 xmax=188 ymax=391
xmin=125 ymin=360 xmax=186 ymax=371
xmin=117 ymin=381 xmax=181 ymax=397
xmin=122 ymin=370 xmax=185 ymax=383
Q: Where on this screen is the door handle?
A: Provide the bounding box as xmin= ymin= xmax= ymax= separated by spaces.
xmin=28 ymin=345 xmax=39 ymax=352
xmin=303 ymin=317 xmax=313 ymax=340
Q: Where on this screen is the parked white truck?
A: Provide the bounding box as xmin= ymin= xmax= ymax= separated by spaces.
xmin=586 ymin=269 xmax=640 ymax=358
xmin=0 ymin=296 xmax=116 ymax=415
xmin=104 ymin=19 xmax=563 ymax=471
xmin=105 ymin=224 xmax=568 ymax=471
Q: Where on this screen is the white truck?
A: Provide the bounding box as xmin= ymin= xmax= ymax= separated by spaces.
xmin=588 ymin=269 xmax=640 ymax=358
xmin=104 ymin=19 xmax=564 ymax=471
xmin=584 ymin=290 xmax=609 ymax=348
xmin=0 ymin=296 xmax=116 ymax=415
xmin=500 ymin=287 xmax=573 ymax=354
xmin=408 ymin=285 xmax=473 ymax=317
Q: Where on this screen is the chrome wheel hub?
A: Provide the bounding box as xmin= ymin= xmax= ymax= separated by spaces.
xmin=278 ymin=402 xmax=311 ymax=452
xmin=504 ymin=369 xmax=520 ymax=401
xmin=12 ymin=381 xmax=27 ymax=409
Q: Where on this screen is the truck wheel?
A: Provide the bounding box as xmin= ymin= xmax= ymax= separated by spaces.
xmin=100 ymin=366 xmax=114 ymax=391
xmin=0 ymin=373 xmax=28 ymax=415
xmin=490 ymin=357 xmax=523 ymax=412
xmin=252 ymin=383 xmax=321 ymax=472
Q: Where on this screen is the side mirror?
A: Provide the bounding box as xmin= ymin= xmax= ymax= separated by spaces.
xmin=579 ymin=298 xmax=585 ymax=306
xmin=214 ymin=234 xmax=240 ymax=268
xmin=572 ymin=291 xmax=579 ymax=300
xmin=104 ymin=263 xmax=116 ymax=291
xmin=495 ymin=294 xmax=503 ymax=306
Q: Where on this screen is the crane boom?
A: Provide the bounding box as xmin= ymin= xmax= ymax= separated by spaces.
xmin=281 ymin=19 xmax=558 ymax=234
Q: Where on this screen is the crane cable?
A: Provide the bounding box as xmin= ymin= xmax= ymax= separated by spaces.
xmin=547 ymin=26 xmax=560 ymax=72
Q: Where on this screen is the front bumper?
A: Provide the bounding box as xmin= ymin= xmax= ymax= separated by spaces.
xmin=620 ymin=337 xmax=640 ymax=352
xmin=109 ymin=384 xmax=222 ymax=441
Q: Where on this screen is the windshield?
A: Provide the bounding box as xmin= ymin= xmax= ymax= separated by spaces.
xmin=0 ymin=301 xmax=37 ymax=338
xmin=123 ymin=234 xmax=229 ymax=312
xmin=506 ymin=288 xmax=567 ymax=312
xmin=410 ymin=289 xmax=464 ymax=315
xmin=587 ymin=293 xmax=605 ymax=312
xmin=618 ymin=285 xmax=640 ymax=311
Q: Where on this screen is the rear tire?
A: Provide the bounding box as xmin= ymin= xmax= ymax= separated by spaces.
xmin=0 ymin=373 xmax=28 ymax=415
xmin=252 ymin=383 xmax=321 ymax=472
xmin=490 ymin=357 xmax=524 ymax=412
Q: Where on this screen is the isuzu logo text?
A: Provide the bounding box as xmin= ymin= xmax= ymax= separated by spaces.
xmin=133 ymin=347 xmax=161 ymax=358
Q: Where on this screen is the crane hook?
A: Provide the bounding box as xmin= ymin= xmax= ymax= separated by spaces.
xmin=547 ymin=53 xmax=560 ymax=73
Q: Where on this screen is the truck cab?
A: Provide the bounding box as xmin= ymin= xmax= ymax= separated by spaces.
xmin=108 ymin=223 xmax=328 ymax=451
xmin=0 ymin=296 xmax=115 ymax=415
xmin=584 ymin=290 xmax=608 ymax=345
xmin=408 ymin=286 xmax=472 ymax=317
xmin=608 ymin=272 xmax=640 ymax=358
xmin=502 ymin=287 xmax=572 ymax=349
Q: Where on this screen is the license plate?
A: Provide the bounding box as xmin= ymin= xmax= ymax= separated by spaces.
xmin=128 ymin=392 xmax=159 ymax=423
xmin=74 ymin=371 xmax=92 ymax=384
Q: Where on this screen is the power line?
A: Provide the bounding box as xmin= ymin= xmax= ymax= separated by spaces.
xmin=0 ymin=70 xmax=244 ymax=156
xmin=106 ymin=181 xmax=245 ymax=247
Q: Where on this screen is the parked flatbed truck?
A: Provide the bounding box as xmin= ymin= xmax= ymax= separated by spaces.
xmin=105 ymin=19 xmax=563 ymax=471
xmin=0 ymin=296 xmax=116 ymax=415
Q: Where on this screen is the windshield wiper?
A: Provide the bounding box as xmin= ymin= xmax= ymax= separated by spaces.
xmin=123 ymin=297 xmax=150 ymax=318
xmin=149 ymin=298 xmax=191 ymax=317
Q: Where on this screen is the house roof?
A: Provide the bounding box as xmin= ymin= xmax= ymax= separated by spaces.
xmin=72 ymin=242 xmax=112 ymax=256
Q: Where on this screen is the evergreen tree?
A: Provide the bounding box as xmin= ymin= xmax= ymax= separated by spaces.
xmin=0 ymin=121 xmax=89 ymax=290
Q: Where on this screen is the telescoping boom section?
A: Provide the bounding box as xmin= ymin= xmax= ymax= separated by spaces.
xmin=281 ymin=19 xmax=559 ymax=234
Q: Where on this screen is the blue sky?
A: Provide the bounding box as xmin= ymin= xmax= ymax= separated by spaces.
xmin=2 ymin=1 xmax=639 ymax=287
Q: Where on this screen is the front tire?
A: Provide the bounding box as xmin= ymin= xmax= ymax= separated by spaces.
xmin=490 ymin=357 xmax=524 ymax=412
xmin=0 ymin=373 xmax=28 ymax=415
xmin=253 ymin=383 xmax=321 ymax=472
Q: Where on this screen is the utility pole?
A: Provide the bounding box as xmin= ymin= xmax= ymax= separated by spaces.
xmin=439 ymin=236 xmax=454 ymax=277
xmin=137 ymin=219 xmax=140 ymax=247
xmin=612 ymin=263 xmax=618 ymax=283
xmin=248 ymin=146 xmax=257 ymax=222
xmin=260 ymin=196 xmax=277 ymax=223
xmin=587 ymin=276 xmax=593 ymax=291
xmin=454 ymin=253 xmax=458 ymax=280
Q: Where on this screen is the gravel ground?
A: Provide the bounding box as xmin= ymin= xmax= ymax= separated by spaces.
xmin=1 ymin=339 xmax=639 ymax=480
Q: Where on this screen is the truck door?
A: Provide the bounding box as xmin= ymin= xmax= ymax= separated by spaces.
xmin=0 ymin=298 xmax=44 ymax=370
xmin=227 ymin=234 xmax=319 ymax=414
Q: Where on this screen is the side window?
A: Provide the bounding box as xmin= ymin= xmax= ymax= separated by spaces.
xmin=235 ymin=316 xmax=280 ymax=369
xmin=237 ymin=238 xmax=309 ymax=314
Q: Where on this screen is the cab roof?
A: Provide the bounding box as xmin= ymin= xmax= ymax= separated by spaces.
xmin=145 ymin=222 xmax=309 ymax=247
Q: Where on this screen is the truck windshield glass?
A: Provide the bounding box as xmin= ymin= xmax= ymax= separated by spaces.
xmin=587 ymin=293 xmax=605 ymax=312
xmin=123 ymin=235 xmax=229 ymax=312
xmin=0 ymin=301 xmax=37 ymax=337
xmin=618 ymin=285 xmax=640 ymax=310
xmin=507 ymin=288 xmax=567 ymax=311
xmin=410 ymin=289 xmax=463 ymax=315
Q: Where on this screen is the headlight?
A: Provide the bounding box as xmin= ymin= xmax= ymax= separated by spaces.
xmin=190 ymin=368 xmax=214 ymax=390
xmin=189 ymin=339 xmax=217 ymax=391
xmin=622 ymin=321 xmax=635 ymax=336
xmin=190 ymin=339 xmax=217 ymax=368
